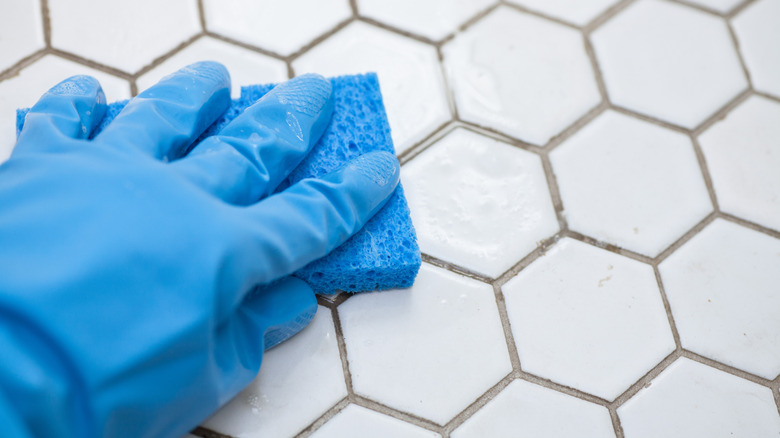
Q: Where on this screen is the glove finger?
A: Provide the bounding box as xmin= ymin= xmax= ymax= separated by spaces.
xmin=172 ymin=74 xmax=334 ymax=205
xmin=95 ymin=61 xmax=231 ymax=161
xmin=234 ymin=151 xmax=400 ymax=286
xmin=212 ymin=277 xmax=317 ymax=404
xmin=15 ymin=75 xmax=106 ymax=153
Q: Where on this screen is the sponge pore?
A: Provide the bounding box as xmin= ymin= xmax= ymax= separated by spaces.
xmin=16 ymin=73 xmax=421 ymax=295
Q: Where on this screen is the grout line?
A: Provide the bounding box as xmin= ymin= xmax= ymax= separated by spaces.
xmin=608 ymin=407 xmax=626 ymax=438
xmin=584 ymin=0 xmax=637 ymax=33
xmin=653 ymin=212 xmax=717 ymax=265
xmin=726 ymin=0 xmax=757 ymax=17
xmin=609 ymin=106 xmax=690 ymax=135
xmin=518 ymin=371 xmax=610 ymax=406
xmin=725 ymin=21 xmax=754 ymax=89
xmin=689 ymin=135 xmax=721 ymax=211
xmin=538 ymin=151 xmax=569 ymax=231
xmin=652 ymin=266 xmax=683 ymax=349
xmin=131 ymin=33 xmax=205 ymax=78
xmin=348 ymin=0 xmax=359 ymax=16
xmin=667 ymin=0 xmax=728 ymax=16
xmin=352 ymin=395 xmax=444 ymax=433
xmin=330 ymin=306 xmax=355 ymax=395
xmin=40 ymin=0 xmax=52 ymax=48
xmin=719 ymin=213 xmax=780 ymax=240
xmin=610 ymin=351 xmax=680 ymax=408
xmin=681 ymin=349 xmax=774 ymax=388
xmin=196 ymin=0 xmax=208 ymax=32
xmin=397 ymin=121 xmax=458 ymax=164
xmin=755 ymin=91 xmax=780 ymax=104
xmin=0 ymin=49 xmax=47 ymax=82
xmin=442 ymin=372 xmax=515 ymax=434
xmin=774 ymin=388 xmax=780 ymax=418
xmin=501 ymin=2 xmax=581 ymax=30
xmin=564 ymin=230 xmax=655 ymax=265
xmin=294 ymin=397 xmax=350 ymax=437
xmin=692 ymin=87 xmax=752 ymax=136
xmin=491 ymin=285 xmax=523 ymax=372
xmin=454 ymin=2 xmax=502 ymax=36
xmin=542 ymin=102 xmax=607 ymax=153
xmin=493 ymin=235 xmax=560 ymax=287
xmin=581 ymin=34 xmax=610 ymax=105
xmin=420 ymin=254 xmax=494 ymax=284
xmin=47 ymin=48 xmax=134 ymax=80
xmin=204 ymin=31 xmax=288 ymax=62
xmin=356 ymin=16 xmax=440 ymax=47
xmin=286 ymin=17 xmax=355 ymax=64
xmin=725 ymin=0 xmax=757 ymax=20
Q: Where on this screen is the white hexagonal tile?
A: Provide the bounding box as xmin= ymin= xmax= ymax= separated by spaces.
xmin=679 ymin=0 xmax=743 ymax=13
xmin=311 ymin=405 xmax=439 ymax=438
xmin=203 ymin=0 xmax=351 ymax=57
xmin=452 ymin=380 xmax=615 ymax=438
xmin=733 ymin=0 xmax=780 ymax=98
xmin=503 ymin=238 xmax=675 ymax=401
xmin=443 ymin=6 xmax=601 ymax=145
xmin=292 ymin=21 xmax=450 ymax=154
xmin=339 ymin=263 xmax=512 ymax=425
xmin=402 ymin=128 xmax=558 ymax=278
xmin=0 ymin=1 xmax=44 ymax=73
xmin=48 ymin=0 xmax=200 ymax=73
xmin=699 ymin=96 xmax=780 ymax=232
xmin=505 ymin=0 xmax=621 ymax=26
xmin=356 ymin=0 xmax=495 ymax=41
xmin=204 ymin=306 xmax=347 ymax=438
xmin=618 ymin=358 xmax=780 ymax=438
xmin=659 ymin=219 xmax=780 ymax=379
xmin=136 ymin=37 xmax=288 ymax=98
xmin=591 ymin=0 xmax=747 ymax=129
xmin=0 ymin=54 xmax=131 ymax=162
xmin=550 ymin=110 xmax=712 ymax=256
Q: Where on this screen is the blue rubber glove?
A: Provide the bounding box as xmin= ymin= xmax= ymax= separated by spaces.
xmin=0 ymin=62 xmax=400 ymax=438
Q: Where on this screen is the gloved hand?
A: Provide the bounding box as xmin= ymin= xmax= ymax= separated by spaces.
xmin=0 ymin=62 xmax=400 ymax=438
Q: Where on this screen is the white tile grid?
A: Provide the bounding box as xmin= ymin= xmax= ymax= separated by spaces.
xmin=1 ymin=0 xmax=780 ymax=437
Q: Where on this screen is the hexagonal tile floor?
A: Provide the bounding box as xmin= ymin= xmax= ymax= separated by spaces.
xmin=2 ymin=0 xmax=779 ymax=436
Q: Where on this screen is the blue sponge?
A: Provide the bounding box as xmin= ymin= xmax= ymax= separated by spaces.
xmin=16 ymin=73 xmax=421 ymax=295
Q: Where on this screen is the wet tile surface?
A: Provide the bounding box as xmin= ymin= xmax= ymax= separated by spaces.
xmin=443 ymin=6 xmax=600 ymax=145
xmin=403 ymin=128 xmax=558 ymax=278
xmin=2 ymin=0 xmax=779 ymax=436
